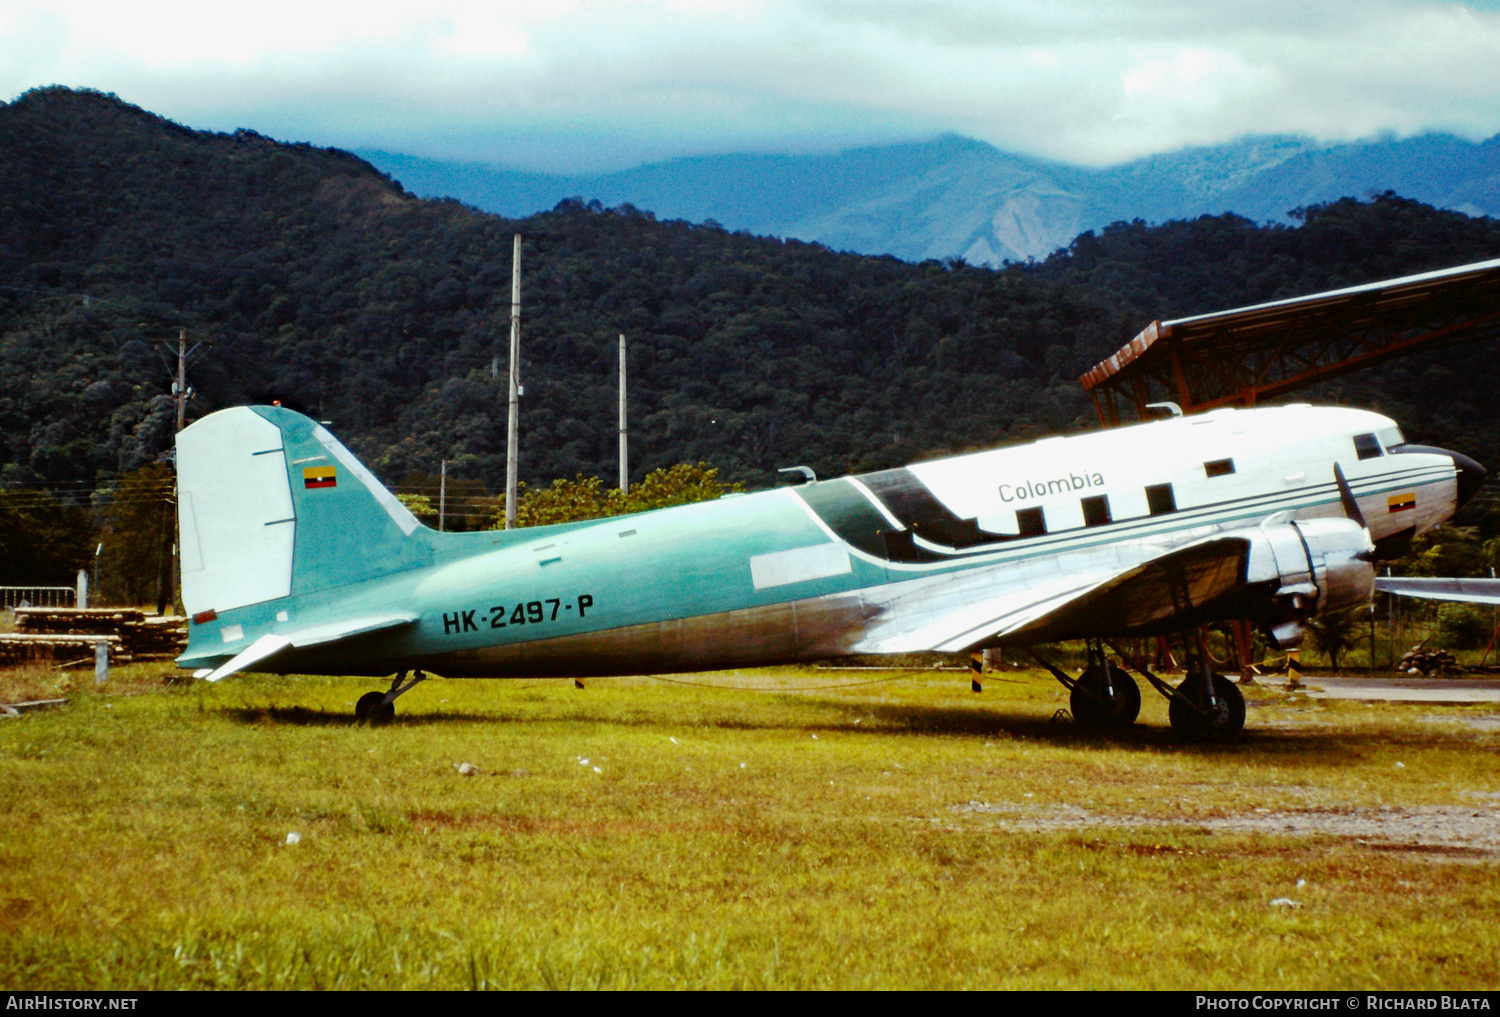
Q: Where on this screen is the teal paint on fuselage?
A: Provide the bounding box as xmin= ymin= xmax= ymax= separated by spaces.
xmin=399 ymin=485 xmax=878 ymax=657
xmin=181 ymin=474 xmax=886 ymax=673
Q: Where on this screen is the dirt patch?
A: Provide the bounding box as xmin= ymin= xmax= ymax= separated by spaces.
xmin=1418 ymin=713 xmax=1500 ymax=731
xmin=954 ymin=800 xmax=1500 ymax=855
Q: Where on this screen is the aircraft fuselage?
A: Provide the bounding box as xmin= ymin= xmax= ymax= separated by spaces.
xmin=177 ymin=404 xmax=1480 ymax=680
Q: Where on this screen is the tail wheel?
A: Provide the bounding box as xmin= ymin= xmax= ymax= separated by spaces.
xmin=1070 ymin=662 xmax=1141 ymax=732
xmin=1169 ymin=672 xmax=1245 ymax=741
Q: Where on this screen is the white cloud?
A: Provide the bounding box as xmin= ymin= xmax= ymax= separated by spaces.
xmin=5 ymin=0 xmax=1499 ymax=170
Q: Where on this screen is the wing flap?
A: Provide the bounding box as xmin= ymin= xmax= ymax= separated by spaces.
xmin=1005 ymin=536 xmax=1252 ymax=643
xmin=859 ymin=535 xmax=1253 ymax=654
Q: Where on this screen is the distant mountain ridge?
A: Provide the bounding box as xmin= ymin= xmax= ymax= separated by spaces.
xmin=361 ymin=132 xmax=1500 ymax=265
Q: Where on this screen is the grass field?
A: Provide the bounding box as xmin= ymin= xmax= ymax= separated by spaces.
xmin=2 ymin=660 xmax=1498 ymax=990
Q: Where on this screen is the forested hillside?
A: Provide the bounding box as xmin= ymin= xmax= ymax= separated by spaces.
xmin=0 ymin=87 xmax=1123 ymax=493
xmin=4 ymin=87 xmax=1500 ymax=589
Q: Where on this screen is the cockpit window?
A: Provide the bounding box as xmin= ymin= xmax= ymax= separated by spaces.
xmin=1377 ymin=426 xmax=1405 ymax=450
xmin=1353 ymin=433 xmax=1383 ymax=460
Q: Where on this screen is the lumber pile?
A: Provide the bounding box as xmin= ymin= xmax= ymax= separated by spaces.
xmin=1 ymin=608 xmax=187 ymax=666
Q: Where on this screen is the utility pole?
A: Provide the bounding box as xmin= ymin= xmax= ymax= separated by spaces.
xmin=505 ymin=234 xmax=522 ymax=529
xmin=154 ymin=327 xmax=207 ymax=616
xmin=160 ymin=330 xmax=185 ymax=614
xmin=156 ymin=326 xmax=209 ymax=431
xmin=439 ymin=459 xmax=447 ymax=532
xmin=618 ymin=333 xmax=628 ymax=493
xmin=173 ymin=328 xmax=189 ymax=431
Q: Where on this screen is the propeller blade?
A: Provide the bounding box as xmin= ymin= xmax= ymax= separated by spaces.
xmin=1334 ymin=462 xmax=1367 ymax=528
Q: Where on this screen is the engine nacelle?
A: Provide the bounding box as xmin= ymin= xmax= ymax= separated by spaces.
xmin=1242 ymin=518 xmax=1376 ymax=649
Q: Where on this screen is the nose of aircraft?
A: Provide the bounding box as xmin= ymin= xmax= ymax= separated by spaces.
xmin=1450 ymin=449 xmax=1487 ymax=511
xmin=1394 ymin=444 xmax=1487 ymax=511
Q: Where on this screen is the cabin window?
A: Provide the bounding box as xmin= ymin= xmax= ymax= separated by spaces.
xmin=1081 ymin=495 xmax=1112 ymax=527
xmin=1353 ymin=433 xmax=1383 ymax=460
xmin=1016 ymin=506 xmax=1047 ymax=537
xmin=1204 ymin=458 xmax=1235 ymax=478
xmin=1146 ymin=483 xmax=1177 ymax=515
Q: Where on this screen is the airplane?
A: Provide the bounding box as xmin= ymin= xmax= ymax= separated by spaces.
xmin=174 ymin=400 xmax=1484 ymax=740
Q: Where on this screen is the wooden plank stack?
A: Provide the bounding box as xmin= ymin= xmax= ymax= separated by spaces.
xmin=1 ymin=608 xmax=187 ymax=667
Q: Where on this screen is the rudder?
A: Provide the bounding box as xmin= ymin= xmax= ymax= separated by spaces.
xmin=176 ymin=405 xmax=431 ymax=621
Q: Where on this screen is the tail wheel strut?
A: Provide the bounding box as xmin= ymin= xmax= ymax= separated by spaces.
xmin=355 ymin=670 xmax=426 ymax=726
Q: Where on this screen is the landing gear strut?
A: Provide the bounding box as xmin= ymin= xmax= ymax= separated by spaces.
xmin=1102 ymin=636 xmax=1247 ymax=741
xmin=355 ymin=670 xmax=426 ymax=726
xmin=1030 ymin=641 xmax=1141 ymax=733
xmin=1168 ymin=627 xmax=1246 ymax=741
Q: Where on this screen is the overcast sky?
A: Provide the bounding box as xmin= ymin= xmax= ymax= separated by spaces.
xmin=6 ymin=0 xmax=1500 ymax=172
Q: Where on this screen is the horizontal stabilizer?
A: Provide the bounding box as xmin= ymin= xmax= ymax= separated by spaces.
xmin=200 ymin=613 xmax=417 ymax=682
xmin=280 ymin=612 xmax=418 ymax=648
xmin=204 ymin=634 xmax=291 ymax=682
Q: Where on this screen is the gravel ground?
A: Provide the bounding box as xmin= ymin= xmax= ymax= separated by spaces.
xmin=954 ymin=799 xmax=1500 ymax=854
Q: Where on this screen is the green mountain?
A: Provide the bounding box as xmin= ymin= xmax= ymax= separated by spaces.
xmin=5 ymin=85 xmax=1500 ymax=514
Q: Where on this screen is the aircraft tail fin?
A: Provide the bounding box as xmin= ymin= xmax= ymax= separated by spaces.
xmin=176 ymin=405 xmax=432 ymax=623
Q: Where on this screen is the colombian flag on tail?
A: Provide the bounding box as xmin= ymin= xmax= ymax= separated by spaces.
xmin=303 ymin=465 xmax=337 ymax=489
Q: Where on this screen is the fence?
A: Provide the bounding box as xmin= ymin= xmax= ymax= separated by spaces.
xmin=1 ymin=587 xmax=77 ymax=610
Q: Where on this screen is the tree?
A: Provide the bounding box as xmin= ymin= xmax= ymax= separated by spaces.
xmin=395 ymin=492 xmax=437 ymax=525
xmin=95 ymin=462 xmax=174 ymax=606
xmin=1306 ymin=607 xmax=1364 ymax=670
xmin=615 ymin=462 xmax=744 ymax=513
xmin=490 ymin=462 xmax=744 ymax=528
xmin=505 ymin=476 xmax=603 ymax=528
xmin=0 ymin=488 xmax=92 ymax=586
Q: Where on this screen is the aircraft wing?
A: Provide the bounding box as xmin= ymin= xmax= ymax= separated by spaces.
xmin=1002 ymin=537 xmax=1252 ymax=643
xmin=858 ymin=535 xmax=1253 ymax=654
xmin=1375 ymin=577 xmax=1500 ymax=605
xmin=200 ymin=612 xmax=418 ymax=682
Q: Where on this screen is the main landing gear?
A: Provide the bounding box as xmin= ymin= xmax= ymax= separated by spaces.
xmin=355 ymin=670 xmax=426 ymax=726
xmin=1029 ymin=636 xmax=1245 ymax=741
xmin=1160 ymin=627 xmax=1246 ymax=741
xmin=1029 ymin=640 xmax=1141 ymax=734
xmin=1167 ymin=670 xmax=1245 ymax=742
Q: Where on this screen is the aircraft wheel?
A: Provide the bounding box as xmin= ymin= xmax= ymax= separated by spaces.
xmin=1169 ymin=673 xmax=1245 ymax=741
xmin=1070 ymin=662 xmax=1141 ymax=732
xmin=355 ymin=691 xmax=395 ymax=727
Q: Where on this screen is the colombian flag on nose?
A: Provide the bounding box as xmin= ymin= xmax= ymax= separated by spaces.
xmin=303 ymin=465 xmax=337 ymax=489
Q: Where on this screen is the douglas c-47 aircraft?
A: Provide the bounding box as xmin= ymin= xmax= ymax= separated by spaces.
xmin=175 ymin=402 xmax=1483 ymax=739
